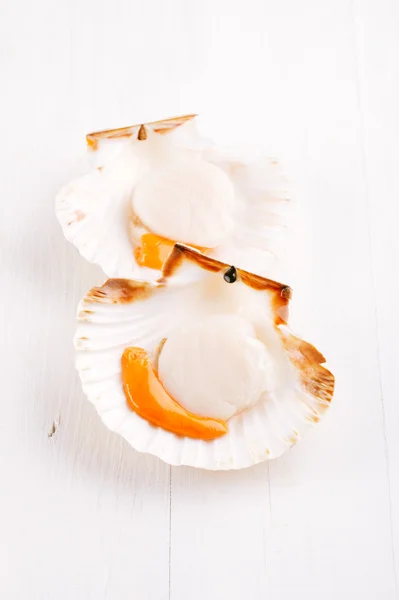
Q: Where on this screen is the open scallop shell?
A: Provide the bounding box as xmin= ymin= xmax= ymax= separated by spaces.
xmin=75 ymin=245 xmax=334 ymax=470
xmin=56 ymin=114 xmax=291 ymax=281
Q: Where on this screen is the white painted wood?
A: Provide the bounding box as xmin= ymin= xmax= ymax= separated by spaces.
xmin=1 ymin=0 xmax=398 ymax=598
xmin=353 ymin=0 xmax=399 ymax=588
xmin=170 ymin=1 xmax=397 ymax=599
xmin=0 ymin=2 xmax=172 ymax=599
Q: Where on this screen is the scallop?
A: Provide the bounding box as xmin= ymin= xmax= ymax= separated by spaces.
xmin=56 ymin=114 xmax=291 ymax=281
xmin=75 ymin=245 xmax=334 ymax=470
xmin=158 ymin=314 xmax=272 ymax=420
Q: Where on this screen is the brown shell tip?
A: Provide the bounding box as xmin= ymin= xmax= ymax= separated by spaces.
xmin=160 ymin=244 xmax=186 ymax=279
xmin=86 ymin=279 xmax=153 ymax=305
xmin=138 ymin=124 xmax=147 ymax=141
xmin=281 ymin=286 xmax=292 ymax=300
xmin=86 ymin=135 xmax=97 ymax=151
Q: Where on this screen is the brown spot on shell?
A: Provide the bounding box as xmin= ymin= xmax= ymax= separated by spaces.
xmin=85 ymin=279 xmax=154 ymax=305
xmin=137 ymin=124 xmax=147 ymax=141
xmin=307 ymin=413 xmax=320 ymax=423
xmin=279 ymin=330 xmax=335 ymax=406
xmin=78 ymin=309 xmax=94 ymax=321
xmin=287 ymin=429 xmax=301 ymax=447
xmin=86 ymin=136 xmax=97 ymax=149
xmin=67 ymin=210 xmax=86 ymax=226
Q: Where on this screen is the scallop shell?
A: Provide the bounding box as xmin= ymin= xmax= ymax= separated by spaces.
xmin=56 ymin=114 xmax=290 ymax=281
xmin=75 ymin=245 xmax=334 ymax=470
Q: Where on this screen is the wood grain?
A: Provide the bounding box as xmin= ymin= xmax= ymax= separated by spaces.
xmin=353 ymin=0 xmax=399 ymax=592
xmin=1 ymin=0 xmax=398 ymax=598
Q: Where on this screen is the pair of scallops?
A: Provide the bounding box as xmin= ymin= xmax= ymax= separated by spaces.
xmin=57 ymin=115 xmax=334 ymax=469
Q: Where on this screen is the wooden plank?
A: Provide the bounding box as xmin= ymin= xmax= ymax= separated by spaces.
xmin=170 ymin=1 xmax=397 ymax=598
xmin=353 ymin=0 xmax=399 ymax=586
xmin=171 ymin=466 xmax=271 ymax=599
xmin=0 ymin=1 xmax=170 ymax=598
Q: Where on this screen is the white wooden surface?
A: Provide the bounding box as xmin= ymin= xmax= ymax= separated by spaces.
xmin=1 ymin=0 xmax=398 ymax=598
